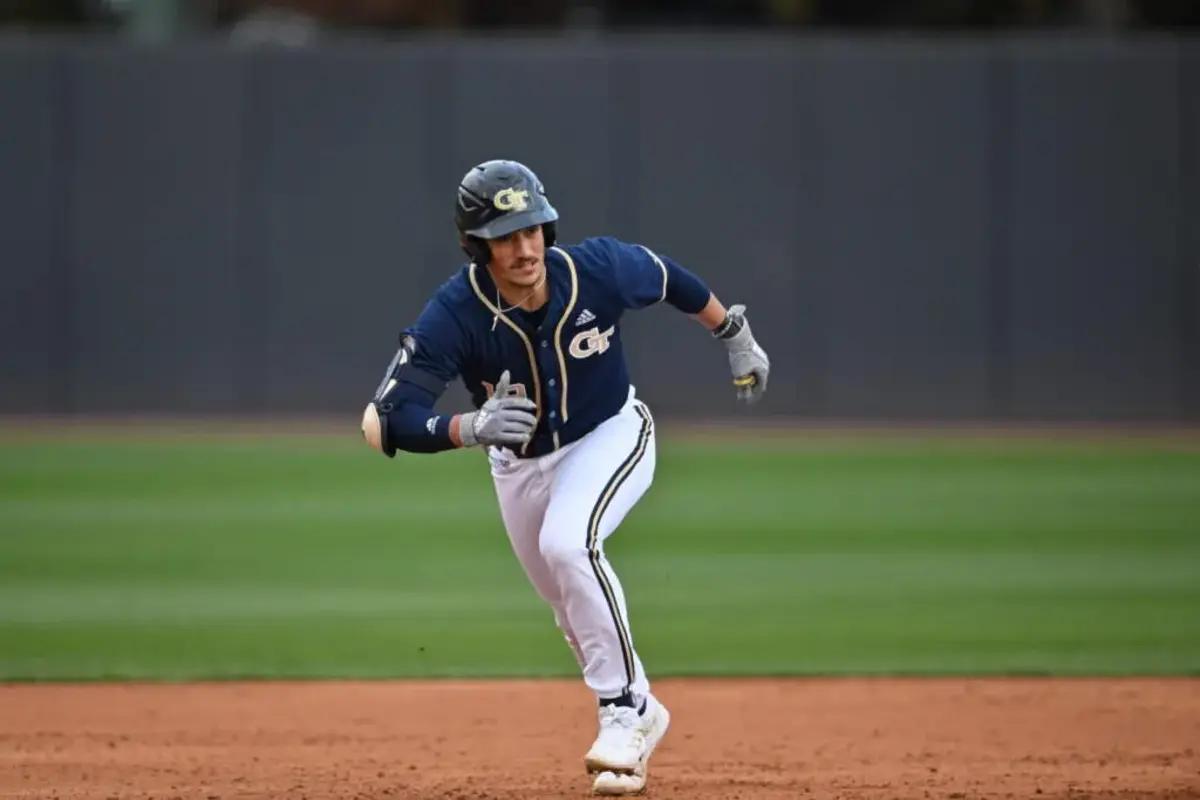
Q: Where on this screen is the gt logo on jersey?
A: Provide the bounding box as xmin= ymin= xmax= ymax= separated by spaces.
xmin=493 ymin=188 xmax=529 ymax=212
xmin=569 ymin=326 xmax=616 ymax=360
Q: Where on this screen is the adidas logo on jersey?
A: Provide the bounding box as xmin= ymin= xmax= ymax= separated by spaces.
xmin=575 ymin=308 xmax=596 ymax=327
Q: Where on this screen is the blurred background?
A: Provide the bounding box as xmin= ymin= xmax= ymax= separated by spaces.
xmin=1 ymin=2 xmax=1198 ymax=682
xmin=2 ymin=0 xmax=1197 ymax=419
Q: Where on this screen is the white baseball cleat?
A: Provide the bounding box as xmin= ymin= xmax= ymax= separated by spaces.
xmin=584 ymin=695 xmax=670 ymax=792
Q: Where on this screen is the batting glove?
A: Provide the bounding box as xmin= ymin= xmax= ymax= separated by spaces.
xmin=714 ymin=304 xmax=770 ymax=404
xmin=459 ymin=370 xmax=538 ymax=447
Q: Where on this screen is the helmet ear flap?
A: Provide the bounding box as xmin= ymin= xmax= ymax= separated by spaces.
xmin=542 ymin=221 xmax=557 ymax=248
xmin=461 ymin=235 xmax=490 ymax=266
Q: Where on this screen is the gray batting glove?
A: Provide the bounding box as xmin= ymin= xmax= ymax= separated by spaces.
xmin=715 ymin=304 xmax=770 ymax=404
xmin=459 ymin=370 xmax=538 ymax=447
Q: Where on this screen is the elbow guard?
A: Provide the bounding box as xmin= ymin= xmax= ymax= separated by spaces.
xmin=362 ymin=337 xmax=414 ymax=458
xmin=362 ymin=336 xmax=449 ymax=458
xmin=361 ymin=401 xmax=393 ymax=457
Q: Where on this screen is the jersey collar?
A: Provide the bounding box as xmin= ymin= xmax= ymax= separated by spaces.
xmin=469 ymin=247 xmax=578 ymax=336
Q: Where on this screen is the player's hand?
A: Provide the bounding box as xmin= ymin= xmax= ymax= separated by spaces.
xmin=459 ymin=370 xmax=538 ymax=447
xmin=716 ymin=304 xmax=769 ymax=404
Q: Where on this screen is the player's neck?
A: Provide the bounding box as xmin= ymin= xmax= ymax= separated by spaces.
xmin=490 ymin=268 xmax=549 ymax=312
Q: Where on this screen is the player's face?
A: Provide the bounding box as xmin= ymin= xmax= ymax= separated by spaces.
xmin=487 ymin=225 xmax=545 ymax=289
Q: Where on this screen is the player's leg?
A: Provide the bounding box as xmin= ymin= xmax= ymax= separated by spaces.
xmin=488 ymin=447 xmax=586 ymax=669
xmin=537 ymin=397 xmax=669 ymax=787
xmin=540 ymin=400 xmax=655 ymax=702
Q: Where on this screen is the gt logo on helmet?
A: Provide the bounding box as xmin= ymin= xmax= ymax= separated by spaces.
xmin=493 ymin=188 xmax=530 ymax=212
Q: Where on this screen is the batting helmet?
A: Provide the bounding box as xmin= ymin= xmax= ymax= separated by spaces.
xmin=455 ymin=160 xmax=558 ymax=266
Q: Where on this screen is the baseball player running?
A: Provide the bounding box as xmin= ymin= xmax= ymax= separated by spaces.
xmin=361 ymin=160 xmax=769 ymax=795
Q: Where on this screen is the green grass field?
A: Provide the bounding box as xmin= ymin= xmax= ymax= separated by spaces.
xmin=1 ymin=427 xmax=1198 ymax=680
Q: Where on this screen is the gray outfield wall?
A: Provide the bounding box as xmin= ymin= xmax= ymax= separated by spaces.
xmin=1 ymin=36 xmax=1197 ymax=419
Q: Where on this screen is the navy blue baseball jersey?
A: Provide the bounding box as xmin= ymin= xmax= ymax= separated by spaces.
xmin=379 ymin=236 xmax=711 ymax=457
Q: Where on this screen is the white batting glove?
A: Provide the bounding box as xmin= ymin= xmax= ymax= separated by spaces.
xmin=459 ymin=370 xmax=537 ymax=447
xmin=714 ymin=304 xmax=770 ymax=404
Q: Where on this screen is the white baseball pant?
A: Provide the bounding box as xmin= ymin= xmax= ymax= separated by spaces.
xmin=488 ymin=387 xmax=655 ymax=702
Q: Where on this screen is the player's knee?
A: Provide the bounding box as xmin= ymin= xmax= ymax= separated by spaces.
xmin=539 ymin=535 xmax=589 ymax=572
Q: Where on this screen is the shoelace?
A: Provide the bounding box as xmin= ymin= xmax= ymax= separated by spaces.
xmin=599 ymin=706 xmax=636 ymax=728
xmin=598 ymin=706 xmax=645 ymax=748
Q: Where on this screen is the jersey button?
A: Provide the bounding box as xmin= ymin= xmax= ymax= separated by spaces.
xmin=540 ymin=340 xmax=548 ymax=348
xmin=548 ymin=378 xmax=556 ymax=387
xmin=549 ymin=411 xmax=557 ymax=419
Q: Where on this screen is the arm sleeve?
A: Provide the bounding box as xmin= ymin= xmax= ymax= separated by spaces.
xmin=374 ymin=298 xmax=466 ymax=454
xmin=588 ymin=237 xmax=712 ymax=314
xmin=381 ymin=391 xmax=456 ymax=454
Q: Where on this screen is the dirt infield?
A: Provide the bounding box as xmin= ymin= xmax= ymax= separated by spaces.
xmin=2 ymin=678 xmax=1198 ymax=799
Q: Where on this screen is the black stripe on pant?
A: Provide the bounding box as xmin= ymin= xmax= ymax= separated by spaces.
xmin=585 ymin=403 xmax=653 ymax=692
